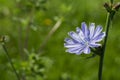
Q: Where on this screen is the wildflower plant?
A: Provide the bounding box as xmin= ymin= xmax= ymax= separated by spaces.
xmin=64 ymin=0 xmax=120 ymax=80
xmin=64 ymin=22 xmax=105 ymax=55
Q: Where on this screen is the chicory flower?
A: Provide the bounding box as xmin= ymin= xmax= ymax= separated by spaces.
xmin=64 ymin=22 xmax=105 ymax=55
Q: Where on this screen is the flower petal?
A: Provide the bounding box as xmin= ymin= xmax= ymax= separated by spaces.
xmin=76 ymin=27 xmax=81 ymax=33
xmin=66 ymin=47 xmax=83 ymax=54
xmin=89 ymin=42 xmax=101 ymax=47
xmin=64 ymin=38 xmax=76 ymax=44
xmin=93 ymin=25 xmax=103 ymax=39
xmin=64 ymin=43 xmax=82 ymax=48
xmin=68 ymin=31 xmax=81 ymax=43
xmin=83 ymin=46 xmax=91 ymax=54
xmin=76 ymin=27 xmax=85 ymax=43
xmin=92 ymin=32 xmax=105 ymax=42
xmin=89 ymin=23 xmax=95 ymax=39
xmin=81 ymin=22 xmax=89 ymax=39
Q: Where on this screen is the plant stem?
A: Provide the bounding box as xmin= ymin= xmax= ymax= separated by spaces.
xmin=110 ymin=0 xmax=113 ymax=4
xmin=2 ymin=43 xmax=20 ymax=80
xmin=38 ymin=18 xmax=62 ymax=53
xmin=98 ymin=11 xmax=113 ymax=80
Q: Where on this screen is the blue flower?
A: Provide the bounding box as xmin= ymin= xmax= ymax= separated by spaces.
xmin=64 ymin=22 xmax=105 ymax=55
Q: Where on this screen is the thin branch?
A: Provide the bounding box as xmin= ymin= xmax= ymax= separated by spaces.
xmin=38 ymin=18 xmax=63 ymax=53
xmin=24 ymin=14 xmax=34 ymax=50
xmin=1 ymin=42 xmax=20 ymax=80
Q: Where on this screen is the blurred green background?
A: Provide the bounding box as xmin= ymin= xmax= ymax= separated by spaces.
xmin=0 ymin=0 xmax=120 ymax=80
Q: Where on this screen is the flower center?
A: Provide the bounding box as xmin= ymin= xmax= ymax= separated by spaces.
xmin=85 ymin=41 xmax=89 ymax=46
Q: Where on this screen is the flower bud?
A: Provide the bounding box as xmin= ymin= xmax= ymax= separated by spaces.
xmin=0 ymin=35 xmax=9 ymax=43
xmin=104 ymin=3 xmax=111 ymax=12
xmin=113 ymin=2 xmax=120 ymax=11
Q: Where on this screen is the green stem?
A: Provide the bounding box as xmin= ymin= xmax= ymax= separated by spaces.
xmin=98 ymin=12 xmax=113 ymax=80
xmin=2 ymin=43 xmax=20 ymax=80
xmin=111 ymin=0 xmax=113 ymax=4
